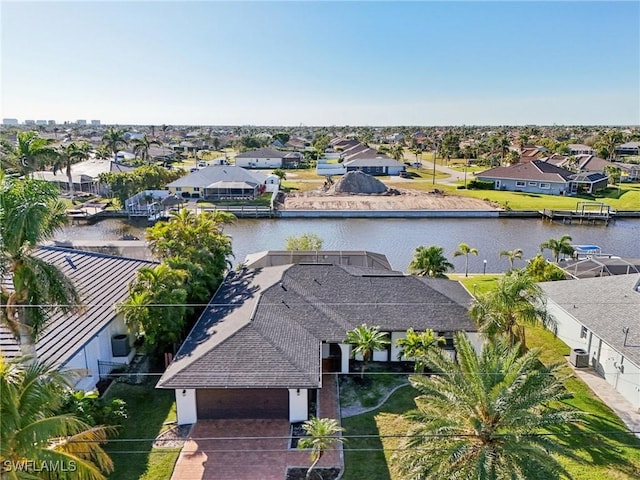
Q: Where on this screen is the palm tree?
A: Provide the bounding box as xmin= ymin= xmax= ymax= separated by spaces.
xmin=396 ymin=328 xmax=444 ymax=372
xmin=0 ymin=174 xmax=83 ymax=358
xmin=101 ymin=127 xmax=128 ymax=163
xmin=597 ymin=130 xmax=623 ymax=160
xmin=94 ymin=144 xmax=111 ymax=161
xmin=453 ymin=242 xmax=478 ymax=277
xmin=344 ymin=324 xmax=390 ymax=379
xmin=408 ymin=245 xmax=454 ymax=278
xmin=7 ymin=131 xmax=56 ymax=176
xmin=0 ymin=355 xmax=115 ymax=479
xmin=298 ymin=417 xmax=345 ymax=480
xmin=54 ymin=142 xmax=91 ymax=196
xmin=393 ymin=333 xmax=581 ymax=480
xmin=469 ymin=270 xmax=546 ymax=347
xmin=540 ymin=234 xmax=574 ymax=262
xmin=499 ymin=248 xmax=523 ymax=270
xmin=131 ymin=134 xmax=161 ymax=165
xmin=391 ymin=144 xmax=404 ymax=161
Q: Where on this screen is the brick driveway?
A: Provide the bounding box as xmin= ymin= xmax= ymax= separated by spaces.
xmin=171 ymin=375 xmax=342 ymax=480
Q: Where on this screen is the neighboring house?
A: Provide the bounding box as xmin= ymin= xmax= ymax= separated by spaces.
xmin=32 ymin=159 xmax=135 ymax=195
xmin=617 ymin=163 xmax=640 ymax=182
xmin=568 ymin=144 xmax=596 ymax=156
xmin=243 ymin=250 xmax=392 ymax=270
xmin=0 ymin=247 xmax=156 ymax=391
xmin=615 ymin=141 xmax=640 ymax=156
xmin=344 ymin=156 xmax=405 ymax=176
xmin=165 ymin=165 xmax=274 ymax=200
xmin=477 ymin=160 xmax=608 ymax=195
xmin=235 ymin=148 xmax=302 ymax=168
xmin=561 ymin=257 xmax=640 ymax=279
xmin=573 ymin=155 xmax=612 ymax=173
xmin=518 ymin=147 xmax=547 ymax=163
xmin=540 ymin=275 xmax=640 ymax=408
xmin=157 ymin=253 xmax=479 ymax=425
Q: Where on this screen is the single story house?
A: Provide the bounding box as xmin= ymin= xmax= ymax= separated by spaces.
xmin=165 ymin=165 xmax=277 ymax=200
xmin=477 ymin=160 xmax=608 ymax=195
xmin=235 ymin=148 xmax=302 ymax=169
xmin=568 ymin=144 xmax=596 ymax=156
xmin=560 ymin=257 xmax=640 ymax=279
xmin=615 ymin=141 xmax=640 ymax=156
xmin=0 ymin=247 xmax=156 ymax=391
xmin=344 ymin=156 xmax=405 ymax=176
xmin=539 ymin=274 xmax=640 ymax=408
xmin=32 ymin=159 xmax=135 ymax=195
xmin=157 ymin=252 xmax=479 ymax=425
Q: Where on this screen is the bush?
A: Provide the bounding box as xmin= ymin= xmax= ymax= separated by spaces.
xmin=467 ymin=179 xmax=494 ymax=190
xmin=457 ymin=185 xmax=466 ymax=190
xmin=60 ymin=390 xmax=128 ymax=427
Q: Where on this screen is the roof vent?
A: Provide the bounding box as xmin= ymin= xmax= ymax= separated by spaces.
xmin=64 ymin=254 xmax=77 ymax=269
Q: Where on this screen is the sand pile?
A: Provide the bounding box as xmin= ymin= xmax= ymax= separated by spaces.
xmin=332 ymin=171 xmax=388 ymax=194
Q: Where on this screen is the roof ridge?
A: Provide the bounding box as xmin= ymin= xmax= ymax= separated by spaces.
xmin=39 ymin=245 xmax=157 ymax=264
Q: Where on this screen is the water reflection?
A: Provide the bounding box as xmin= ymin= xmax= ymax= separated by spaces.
xmin=55 ymin=217 xmax=640 ymax=273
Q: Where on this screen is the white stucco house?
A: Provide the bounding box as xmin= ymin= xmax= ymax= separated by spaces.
xmin=157 ymin=251 xmax=480 ymax=425
xmin=540 ymin=274 xmax=640 ymax=408
xmin=0 ymin=247 xmax=156 ymax=391
xmin=234 ymin=148 xmax=302 ymax=169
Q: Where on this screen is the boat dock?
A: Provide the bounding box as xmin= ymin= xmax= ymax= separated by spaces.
xmin=540 ymin=202 xmax=616 ymax=225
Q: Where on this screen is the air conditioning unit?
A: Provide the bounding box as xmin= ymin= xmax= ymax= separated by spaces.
xmin=570 ymin=348 xmax=589 ymax=368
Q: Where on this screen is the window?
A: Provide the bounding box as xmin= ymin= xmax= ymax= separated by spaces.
xmin=528 ymin=181 xmax=537 ymax=186
xmin=193 ymin=187 xmax=200 ymax=191
xmin=539 ymin=183 xmax=550 ymax=189
xmin=175 ymin=187 xmax=182 ymax=192
xmin=515 ymin=181 xmax=526 ymax=187
xmin=580 ymin=326 xmax=588 ymax=339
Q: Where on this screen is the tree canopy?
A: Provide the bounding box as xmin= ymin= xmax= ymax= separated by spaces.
xmin=285 ymin=233 xmax=324 ymax=251
xmin=408 ymin=245 xmax=454 ymax=278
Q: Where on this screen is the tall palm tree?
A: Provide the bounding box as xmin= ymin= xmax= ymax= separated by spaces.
xmin=393 ymin=333 xmax=581 ymax=480
xmin=540 ymin=234 xmax=574 ymax=262
xmin=597 ymin=130 xmax=623 ymax=160
xmin=54 ymin=142 xmax=91 ymax=196
xmin=408 ymin=245 xmax=454 ymax=278
xmin=131 ymin=134 xmax=161 ymax=165
xmin=396 ymin=328 xmax=444 ymax=373
xmin=298 ymin=417 xmax=345 ymax=480
xmin=0 ymin=355 xmax=115 ymax=480
xmin=344 ymin=324 xmax=390 ymax=379
xmin=101 ymin=127 xmax=128 ymax=163
xmin=0 ymin=174 xmax=82 ymax=358
xmin=453 ymin=242 xmax=478 ymax=277
xmin=499 ymin=248 xmax=523 ymax=270
xmin=391 ymin=144 xmax=404 ymax=161
xmin=7 ymin=131 xmax=57 ymax=176
xmin=469 ymin=270 xmax=546 ymax=347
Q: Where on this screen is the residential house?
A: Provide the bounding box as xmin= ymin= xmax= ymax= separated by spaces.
xmin=539 ymin=275 xmax=640 ymax=408
xmin=157 ymin=253 xmax=479 ymax=425
xmin=568 ymin=144 xmax=596 ymax=156
xmin=477 ymin=160 xmax=608 ymax=195
xmin=165 ymin=165 xmax=274 ymax=200
xmin=235 ymin=148 xmax=302 ymax=169
xmin=0 ymin=247 xmax=156 ymax=390
xmin=615 ymin=141 xmax=640 ymax=157
xmin=344 ymin=156 xmax=405 ymax=176
xmin=32 ymin=159 xmax=135 ymax=195
xmin=617 ymin=162 xmax=640 ymax=182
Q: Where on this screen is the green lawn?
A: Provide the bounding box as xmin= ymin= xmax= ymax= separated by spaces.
xmin=342 ymin=276 xmax=640 ymax=479
xmin=340 ymin=370 xmax=408 ymax=409
xmin=104 ymin=381 xmax=179 ymax=480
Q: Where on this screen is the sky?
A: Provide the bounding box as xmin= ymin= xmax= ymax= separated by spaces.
xmin=1 ymin=1 xmax=639 ymax=126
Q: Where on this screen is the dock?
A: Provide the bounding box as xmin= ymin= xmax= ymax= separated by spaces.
xmin=540 ymin=202 xmax=616 ymax=225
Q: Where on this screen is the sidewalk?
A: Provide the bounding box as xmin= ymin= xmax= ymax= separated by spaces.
xmin=571 ymin=365 xmax=640 ymax=438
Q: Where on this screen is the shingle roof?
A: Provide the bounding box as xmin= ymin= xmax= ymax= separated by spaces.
xmin=235 ymin=148 xmax=287 ymax=159
xmin=166 ymin=165 xmax=267 ymax=189
xmin=478 ymin=160 xmax=574 ymax=182
xmin=539 ymin=275 xmax=640 ymax=366
xmin=0 ymin=247 xmax=156 ymax=367
xmin=157 ymin=263 xmax=475 ymax=389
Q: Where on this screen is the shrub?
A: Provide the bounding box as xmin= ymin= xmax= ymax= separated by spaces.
xmin=60 ymin=390 xmax=128 ymax=427
xmin=467 ymin=179 xmax=494 ymax=190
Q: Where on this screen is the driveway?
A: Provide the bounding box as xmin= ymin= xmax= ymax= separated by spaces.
xmin=171 ymin=375 xmax=342 ymax=480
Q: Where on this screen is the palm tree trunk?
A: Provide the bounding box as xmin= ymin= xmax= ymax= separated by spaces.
xmin=305 ymin=450 xmax=322 ymax=480
xmin=465 ymin=256 xmax=469 ymax=277
xmin=66 ymin=162 xmax=74 ymax=197
xmin=17 ymin=322 xmax=37 ymax=361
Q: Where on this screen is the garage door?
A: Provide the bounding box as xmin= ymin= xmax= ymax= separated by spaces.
xmin=196 ymin=389 xmax=289 ymax=419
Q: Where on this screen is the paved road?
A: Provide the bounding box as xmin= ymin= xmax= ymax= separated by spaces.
xmin=403 ymin=152 xmax=471 ymax=185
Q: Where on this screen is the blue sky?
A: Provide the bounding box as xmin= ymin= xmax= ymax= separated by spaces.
xmin=2 ymin=1 xmax=639 ymax=126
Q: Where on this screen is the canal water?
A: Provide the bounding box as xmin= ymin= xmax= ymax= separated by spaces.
xmin=55 ymin=217 xmax=640 ymax=274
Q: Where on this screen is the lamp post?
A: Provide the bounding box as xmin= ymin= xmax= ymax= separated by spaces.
xmin=464 ymin=160 xmax=468 ymax=188
xmin=483 ymin=259 xmax=487 ymax=275
xmin=432 ymin=142 xmax=438 ymax=185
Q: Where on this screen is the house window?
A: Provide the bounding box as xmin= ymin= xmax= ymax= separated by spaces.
xmin=515 ymin=181 xmax=526 ymax=187
xmin=528 ymin=182 xmax=537 ymax=186
xmin=175 ymin=187 xmax=182 ymax=192
xmin=580 ymin=326 xmax=588 ymax=339
xmin=193 ymin=187 xmax=200 ymax=192
xmin=539 ymin=183 xmax=550 ymax=189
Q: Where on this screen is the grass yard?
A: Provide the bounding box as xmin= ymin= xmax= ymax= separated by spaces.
xmin=448 ymin=274 xmax=503 ymax=295
xmin=340 ymin=370 xmax=408 ymax=410
xmin=104 ymin=381 xmax=180 ymax=480
xmin=342 ymin=275 xmax=640 ymax=479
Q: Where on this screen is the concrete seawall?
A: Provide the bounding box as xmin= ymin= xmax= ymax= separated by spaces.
xmin=278 ymin=209 xmax=502 ymax=218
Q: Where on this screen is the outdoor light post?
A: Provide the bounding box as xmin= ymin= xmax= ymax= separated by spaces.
xmin=483 ymin=259 xmax=487 ymax=275
xmin=432 ymin=142 xmax=438 ymax=185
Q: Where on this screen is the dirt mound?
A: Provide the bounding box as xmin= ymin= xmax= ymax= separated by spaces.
xmin=333 ymin=170 xmax=387 ymax=194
